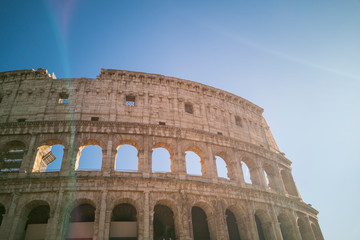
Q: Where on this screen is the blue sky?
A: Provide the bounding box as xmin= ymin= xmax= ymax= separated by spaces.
xmin=1 ymin=0 xmax=360 ymax=239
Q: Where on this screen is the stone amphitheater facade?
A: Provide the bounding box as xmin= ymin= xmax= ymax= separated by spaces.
xmin=0 ymin=68 xmax=323 ymax=240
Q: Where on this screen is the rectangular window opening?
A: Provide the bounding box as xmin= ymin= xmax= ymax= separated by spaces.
xmin=126 ymin=95 xmax=135 ymax=106
xmin=17 ymin=118 xmax=26 ymax=122
xmin=58 ymin=93 xmax=69 ymax=104
xmin=217 ymin=132 xmax=223 ymax=135
xmin=91 ymin=117 xmax=99 ymax=121
xmin=159 ymin=121 xmax=166 ymax=126
xmin=185 ymin=103 xmax=193 ymax=114
xmin=235 ymin=116 xmax=243 ymax=127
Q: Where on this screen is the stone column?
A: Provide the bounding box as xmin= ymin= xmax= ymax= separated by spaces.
xmin=236 ymin=215 xmax=255 ymax=240
xmin=217 ymin=214 xmax=229 ymax=240
xmin=60 ymin=134 xmax=77 ymax=176
xmin=0 ymin=192 xmax=21 ymax=239
xmin=288 ymin=211 xmax=303 ymax=240
xmin=139 ymin=136 xmax=151 ymax=177
xmin=103 ymin=209 xmax=112 ymax=240
xmin=45 ymin=191 xmax=65 ymax=240
xmin=273 ymin=167 xmax=286 ymax=193
xmin=230 ymin=150 xmax=243 ymax=182
xmin=9 ymin=213 xmax=27 ymax=240
xmin=101 ymin=138 xmax=113 ymax=176
xmin=179 ymin=192 xmax=192 ymax=240
xmin=303 ymin=216 xmax=317 ymax=240
xmin=97 ymin=190 xmax=108 ymax=239
xmin=262 ymin=222 xmax=278 ymax=240
xmin=268 ymin=207 xmax=284 ymax=240
xmin=207 ymin=214 xmax=218 ymax=240
xmin=204 ymin=144 xmax=217 ymax=178
xmin=48 ymin=190 xmax=68 ymax=239
xmin=143 ymin=190 xmax=150 ymax=240
xmin=252 ymin=165 xmax=267 ymax=187
xmin=20 ymin=134 xmax=37 ymax=174
xmin=174 ymin=150 xmax=186 ymax=176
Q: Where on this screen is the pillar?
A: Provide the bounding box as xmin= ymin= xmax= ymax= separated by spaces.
xmin=101 ymin=137 xmax=113 ymax=175
xmin=204 ymin=144 xmax=217 ymax=178
xmin=60 ymin=134 xmax=77 ymax=176
xmin=97 ymin=190 xmax=108 ymax=239
xmin=20 ymin=134 xmax=37 ymax=174
xmin=143 ymin=190 xmax=150 ymax=240
xmin=139 ymin=136 xmax=151 ymax=176
xmin=0 ymin=192 xmax=20 ymax=239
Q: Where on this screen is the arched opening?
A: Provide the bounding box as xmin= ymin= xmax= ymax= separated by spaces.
xmin=311 ymin=222 xmax=323 ymax=240
xmin=241 ymin=161 xmax=252 ymax=184
xmin=110 ymin=203 xmax=137 ymax=239
xmin=24 ymin=205 xmax=50 ymax=240
xmin=281 ymin=170 xmax=298 ymax=196
xmin=76 ymin=144 xmax=102 ymax=171
xmin=278 ymin=214 xmax=293 ymax=240
xmin=216 ymin=156 xmax=229 ymax=179
xmin=0 ymin=204 xmax=5 ymax=226
xmin=153 ymin=204 xmax=175 ymax=240
xmin=255 ymin=214 xmax=266 ymax=240
xmin=191 ymin=206 xmax=210 ymax=240
xmin=33 ymin=143 xmax=64 ymax=172
xmin=264 ymin=170 xmax=270 ymax=187
xmin=297 ymin=217 xmax=307 ymax=240
xmin=254 ymin=210 xmax=276 ymax=240
xmin=226 ymin=209 xmax=241 ymax=240
xmin=263 ymin=163 xmax=278 ymax=189
xmin=185 ymin=151 xmax=202 ymax=176
xmin=0 ymin=141 xmax=25 ymax=173
xmin=66 ymin=203 xmax=96 ymax=240
xmin=152 ymin=147 xmax=171 ymax=173
xmin=115 ymin=144 xmax=139 ymax=172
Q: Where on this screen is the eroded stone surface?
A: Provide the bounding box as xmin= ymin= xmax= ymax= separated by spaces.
xmin=0 ymin=68 xmax=323 ymax=240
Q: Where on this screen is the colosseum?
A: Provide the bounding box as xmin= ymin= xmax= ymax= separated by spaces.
xmin=0 ymin=68 xmax=323 ymax=240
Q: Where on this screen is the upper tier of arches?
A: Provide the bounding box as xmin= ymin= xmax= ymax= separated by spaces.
xmin=0 ymin=133 xmax=300 ymax=198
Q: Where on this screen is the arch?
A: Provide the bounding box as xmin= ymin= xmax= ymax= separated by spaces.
xmin=297 ymin=217 xmax=308 ymax=240
xmin=263 ymin=163 xmax=280 ymax=190
xmin=111 ymin=203 xmax=137 ymax=221
xmin=191 ymin=206 xmax=210 ymax=240
xmin=153 ymin=204 xmax=176 ymax=240
xmin=152 ymin=198 xmax=181 ymax=240
xmin=254 ymin=209 xmax=276 ymax=240
xmin=241 ymin=161 xmax=252 ymax=184
xmin=280 ymin=169 xmax=299 ymax=196
xmin=215 ymin=155 xmax=229 ymax=179
xmin=110 ymin=203 xmax=138 ymax=239
xmin=310 ymin=219 xmax=323 ymax=240
xmin=69 ymin=203 xmax=96 ymax=222
xmin=185 ymin=145 xmax=204 ymax=176
xmin=76 ymin=140 xmax=103 ymax=171
xmin=66 ymin=203 xmax=96 ymax=239
xmin=225 ymin=204 xmax=251 ymax=239
xmin=32 ymin=140 xmax=65 ymax=172
xmin=278 ymin=213 xmax=295 ymax=240
xmin=13 ymin=200 xmax=50 ymax=240
xmin=152 ymin=144 xmax=172 ymax=173
xmin=0 ymin=203 xmax=4 ymax=226
xmin=0 ymin=140 xmax=26 ymax=173
xmin=226 ymin=209 xmax=241 ymax=240
xmin=115 ymin=143 xmax=139 ymax=172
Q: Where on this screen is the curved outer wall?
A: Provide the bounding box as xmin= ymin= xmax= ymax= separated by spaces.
xmin=0 ymin=68 xmax=323 ymax=240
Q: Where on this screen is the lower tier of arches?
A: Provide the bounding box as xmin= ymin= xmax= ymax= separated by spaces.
xmin=0 ymin=178 xmax=323 ymax=240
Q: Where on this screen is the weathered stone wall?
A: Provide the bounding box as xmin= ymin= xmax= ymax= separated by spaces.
xmin=0 ymin=68 xmax=323 ymax=240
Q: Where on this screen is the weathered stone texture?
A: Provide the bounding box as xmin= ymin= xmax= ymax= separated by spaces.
xmin=0 ymin=68 xmax=323 ymax=240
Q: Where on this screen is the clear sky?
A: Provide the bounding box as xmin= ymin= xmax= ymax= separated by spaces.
xmin=1 ymin=0 xmax=360 ymax=239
